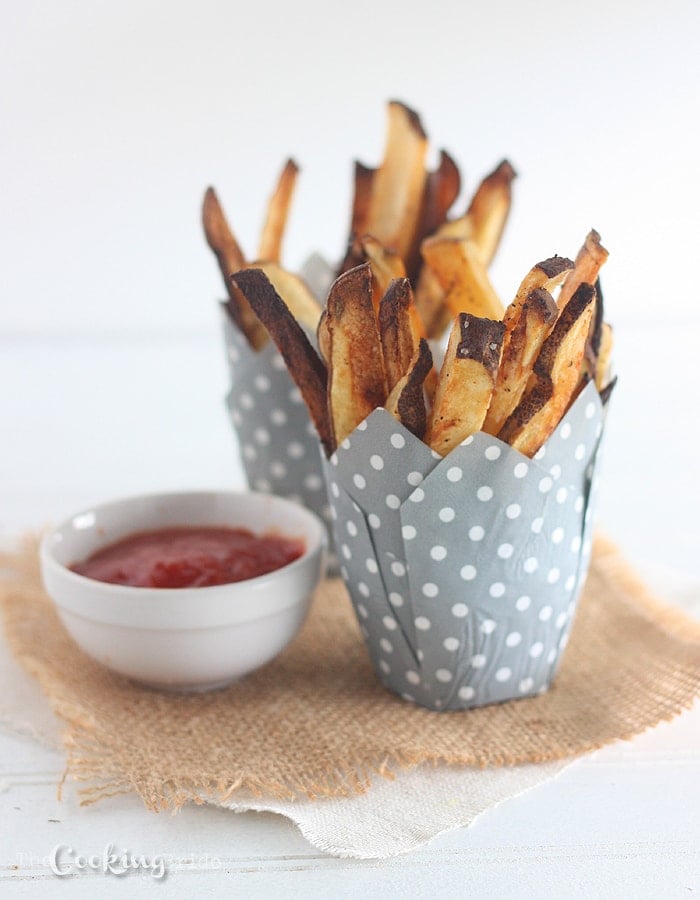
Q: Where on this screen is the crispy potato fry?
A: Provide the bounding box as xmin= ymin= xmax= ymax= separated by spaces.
xmin=504 ymin=256 xmax=574 ymax=324
xmin=405 ymin=149 xmax=461 ymax=279
xmin=595 ymin=321 xmax=614 ymax=391
xmin=385 ymin=338 xmax=433 ymax=439
xmin=325 ymin=263 xmax=388 ymax=449
xmin=557 ymin=229 xmax=608 ymax=310
xmin=360 ymin=235 xmax=407 ymax=315
xmin=202 ymin=187 xmax=268 ymax=350
xmin=254 ymin=261 xmax=322 ymax=333
xmin=428 ymin=313 xmax=505 ymax=456
xmin=338 ymin=162 xmax=377 ymax=274
xmin=378 ymin=278 xmax=422 ymax=392
xmin=257 ymin=158 xmax=299 ymax=263
xmin=364 ymin=101 xmax=429 ymax=263
xmin=421 ymin=236 xmax=505 ymax=320
xmin=483 ymin=287 xmax=559 ymax=435
xmin=316 ymin=307 xmax=330 ymax=364
xmin=498 ymin=283 xmax=596 ymax=456
xmin=230 ymin=268 xmax=333 ymax=454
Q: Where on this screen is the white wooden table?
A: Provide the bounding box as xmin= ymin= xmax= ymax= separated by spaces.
xmin=1 ymin=323 xmax=698 ymax=897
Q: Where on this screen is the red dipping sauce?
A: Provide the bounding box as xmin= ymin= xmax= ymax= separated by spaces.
xmin=71 ymin=527 xmax=305 ymax=588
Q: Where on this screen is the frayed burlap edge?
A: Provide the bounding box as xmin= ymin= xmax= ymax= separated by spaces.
xmin=1 ymin=533 xmax=698 ymax=811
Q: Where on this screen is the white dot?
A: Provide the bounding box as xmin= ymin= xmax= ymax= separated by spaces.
xmin=506 ymin=631 xmax=522 ymax=647
xmin=370 ymin=454 xmax=384 ymax=470
xmin=514 ymin=462 xmax=529 ymax=478
xmin=417 ymin=650 xmax=424 ymax=661
xmin=270 ymin=461 xmax=287 ymax=479
xmin=471 ymin=654 xmax=487 ymax=668
xmin=430 ymin=545 xmax=447 ymax=561
xmin=447 ymin=466 xmax=463 ymax=482
xmin=439 ymin=507 xmax=455 ymax=523
xmin=547 ymin=648 xmax=557 ymax=664
xmin=575 ymin=443 xmax=586 ymax=461
xmin=495 ymin=667 xmax=512 ymax=682
xmin=383 ymin=616 xmax=397 ymax=631
xmin=270 ymin=408 xmax=287 ymax=426
xmin=523 ymin=557 xmax=539 ymax=573
xmin=460 ymin=435 xmax=474 ymax=446
xmin=271 ymin=353 xmax=286 ymax=371
xmin=366 ymin=558 xmax=378 ymax=574
xmin=506 ymin=503 xmax=521 ymax=519
xmin=254 ymin=374 xmax=270 ymax=392
xmin=341 ymin=544 xmax=352 ymax=560
xmin=560 ymin=632 xmax=570 ymax=650
xmin=379 ymin=660 xmax=390 ymax=674
xmin=485 ymin=445 xmax=501 ymax=460
xmin=497 ymin=543 xmax=513 ymax=559
xmin=516 ymin=595 xmax=531 ymax=611
xmin=551 ymin=527 xmax=564 ymax=544
xmin=574 ymin=496 xmax=584 ymax=513
xmin=390 ymin=433 xmax=406 ymax=449
xmin=519 ymin=677 xmax=534 ymax=693
xmin=489 ymin=582 xmax=505 ymax=598
xmin=556 ymin=612 xmax=567 ymax=629
xmin=231 ymin=409 xmax=242 ymax=426
xmin=547 ymin=568 xmax=560 ymax=584
xmin=409 ymin=487 xmax=425 ymax=503
xmin=415 ymin=616 xmax=431 ymax=630
xmin=539 ymin=476 xmax=553 ymax=493
xmin=436 ymin=669 xmax=453 ymax=683
xmin=288 ymin=442 xmax=305 ymax=459
xmin=340 ymin=565 xmax=349 ymax=579
xmin=346 ymin=521 xmax=358 ymax=537
xmin=386 ymin=494 xmax=400 ymax=509
xmin=242 ymin=444 xmax=257 ymax=461
xmin=565 ymin=575 xmax=576 ymax=592
xmin=422 ymin=583 xmax=438 ymax=598
xmin=585 ymin=401 xmax=596 ymax=419
xmin=460 ymin=564 xmax=476 ymax=581
xmin=458 ymin=685 xmax=475 ymax=700
xmin=341 ymin=437 xmax=351 ymax=450
xmin=402 ymin=525 xmax=417 ymax=540
xmin=401 ymin=692 xmax=414 ymax=702
xmin=357 ymin=420 xmax=368 ymax=432
xmin=549 ymin=464 xmax=562 ymax=480
xmin=407 ymin=471 xmax=423 ymax=486
xmin=405 ymin=670 xmax=420 ymax=685
xmin=477 ymin=485 xmax=493 ymax=502
xmin=443 ymin=637 xmax=460 ymax=651
xmin=452 ymin=603 xmax=469 ymax=618
xmin=304 ymin=473 xmax=323 ymax=491
xmin=560 ymin=422 xmax=572 ymax=439
xmin=391 ymin=561 xmax=406 ymax=577
xmin=353 ymin=474 xmax=366 ymax=489
xmin=227 ymin=344 xmax=239 ymax=362
xmin=469 ymin=525 xmax=485 ymax=541
xmin=530 ymin=642 xmax=544 ymax=658
xmin=368 ymin=513 xmax=381 ymax=529
xmin=240 ymin=392 xmax=255 ymax=410
xmin=289 ymin=387 xmax=303 ymax=404
xmin=357 ymin=581 xmax=369 ymax=597
xmin=570 ymin=535 xmax=581 ymax=552
xmin=481 ymin=619 xmax=497 ymax=634
xmin=534 ymin=445 xmax=547 ymax=461
xmin=389 ymin=592 xmax=404 ymax=607
xmin=357 ymin=603 xmax=368 ymax=618
xmin=531 ymin=517 xmax=544 ymax=534
xmin=556 ymin=487 xmax=568 ymax=504
xmin=254 ymin=478 xmax=271 ymax=492
xmin=539 ymin=605 xmax=553 ymax=621
xmin=379 ymin=638 xmax=393 ymax=653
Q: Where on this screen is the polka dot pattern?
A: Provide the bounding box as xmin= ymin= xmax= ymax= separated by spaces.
xmin=322 ymin=380 xmax=606 ymax=711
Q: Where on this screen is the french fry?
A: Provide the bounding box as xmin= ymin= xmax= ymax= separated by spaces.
xmin=257 ymin=158 xmax=299 ymax=263
xmin=338 ymin=162 xmax=377 ymax=274
xmin=557 ymin=229 xmax=608 ymax=310
xmin=254 ymin=262 xmax=322 ymax=333
xmin=498 ymin=283 xmax=596 ymax=456
xmin=428 ymin=313 xmax=505 ymax=456
xmin=483 ymin=287 xmax=559 ymax=435
xmin=230 ymin=268 xmax=333 ymax=455
xmin=360 ymin=235 xmax=407 ymax=315
xmin=325 ymin=263 xmax=388 ymax=449
xmin=405 ymin=149 xmax=461 ymax=279
xmin=202 ymin=187 xmax=268 ymax=350
xmin=421 ymin=236 xmax=505 ymax=320
xmin=364 ymin=101 xmax=429 ymax=263
xmin=316 ymin=307 xmax=330 ymax=364
xmin=504 ymin=256 xmax=574 ymax=323
xmin=378 ymin=278 xmax=422 ymax=392
xmin=595 ymin=322 xmax=614 ymax=391
xmin=385 ymin=338 xmax=433 ymax=439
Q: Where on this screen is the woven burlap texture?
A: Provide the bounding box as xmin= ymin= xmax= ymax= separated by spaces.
xmin=1 ymin=534 xmax=698 ymax=811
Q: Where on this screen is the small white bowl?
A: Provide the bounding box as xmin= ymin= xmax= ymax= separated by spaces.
xmin=40 ymin=490 xmax=327 ymax=691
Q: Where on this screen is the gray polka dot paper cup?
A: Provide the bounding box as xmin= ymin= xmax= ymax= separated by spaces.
xmin=323 ymin=381 xmax=609 ymax=711
xmin=222 ymin=308 xmax=334 ymax=547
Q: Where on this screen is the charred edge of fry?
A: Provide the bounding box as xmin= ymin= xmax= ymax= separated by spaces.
xmin=387 ymin=99 xmax=427 ymax=139
xmin=599 ymin=375 xmax=617 ymax=406
xmin=537 ymin=256 xmax=575 ymax=280
xmin=558 ymin=229 xmax=609 ymax=310
xmin=533 ymin=283 xmax=596 ymax=380
xmin=350 ymin=162 xmax=376 ymax=236
xmin=455 ymin=313 xmax=504 ymax=374
xmin=390 ymin=339 xmax=433 ymax=439
xmin=230 ymin=268 xmax=333 ymax=454
xmin=590 ymin=276 xmax=605 ymax=357
xmin=466 ymin=159 xmax=517 ymax=218
xmin=378 ymin=277 xmax=416 ymax=391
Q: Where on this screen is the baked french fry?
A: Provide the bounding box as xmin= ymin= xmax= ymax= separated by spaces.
xmin=257 ymin=158 xmax=299 ymax=263
xmin=405 ymin=149 xmax=461 ymax=279
xmin=595 ymin=322 xmax=614 ymax=392
xmin=364 ymin=101 xmax=429 ymax=263
xmin=230 ymin=268 xmax=333 ymax=455
xmin=498 ymin=283 xmax=596 ymax=456
xmin=378 ymin=278 xmax=422 ymax=392
xmin=316 ymin=307 xmax=330 ymax=364
xmin=504 ymin=256 xmax=574 ymax=324
xmin=325 ymin=263 xmax=388 ymax=449
xmin=254 ymin=262 xmax=322 ymax=332
xmin=385 ymin=338 xmax=433 ymax=439
xmin=557 ymin=229 xmax=608 ymax=310
xmin=202 ymin=187 xmax=268 ymax=350
xmin=360 ymin=235 xmax=407 ymax=315
xmin=428 ymin=313 xmax=505 ymax=456
xmin=483 ymin=288 xmax=559 ymax=435
xmin=421 ymin=236 xmax=505 ymax=321
xmin=338 ymin=162 xmax=377 ymax=274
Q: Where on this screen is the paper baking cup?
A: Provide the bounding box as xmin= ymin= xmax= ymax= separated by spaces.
xmin=323 ymin=380 xmax=608 ymax=711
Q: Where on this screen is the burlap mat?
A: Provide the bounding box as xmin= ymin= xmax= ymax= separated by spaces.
xmin=1 ymin=534 xmax=698 ymax=811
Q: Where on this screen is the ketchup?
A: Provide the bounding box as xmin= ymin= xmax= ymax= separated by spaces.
xmin=71 ymin=527 xmax=305 ymax=588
